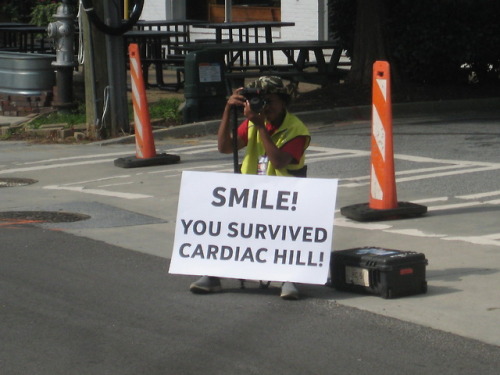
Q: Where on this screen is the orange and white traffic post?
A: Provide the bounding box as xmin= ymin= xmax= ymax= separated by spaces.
xmin=340 ymin=61 xmax=427 ymax=221
xmin=369 ymin=61 xmax=397 ymax=210
xmin=114 ymin=43 xmax=180 ymax=168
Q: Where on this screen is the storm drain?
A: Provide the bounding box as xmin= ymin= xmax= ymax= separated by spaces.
xmin=0 ymin=178 xmax=38 ymax=187
xmin=0 ymin=211 xmax=90 ymax=223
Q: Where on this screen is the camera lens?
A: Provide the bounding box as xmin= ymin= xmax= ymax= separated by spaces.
xmin=249 ymin=97 xmax=265 ymax=112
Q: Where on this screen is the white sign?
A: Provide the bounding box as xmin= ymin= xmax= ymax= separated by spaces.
xmin=198 ymin=63 xmax=222 ymax=82
xmin=169 ymin=171 xmax=338 ymax=285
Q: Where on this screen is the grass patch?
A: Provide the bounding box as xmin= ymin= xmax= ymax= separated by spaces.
xmin=27 ymin=98 xmax=183 ymax=128
xmin=29 ymin=104 xmax=86 ymax=128
xmin=148 ymin=98 xmax=183 ymax=123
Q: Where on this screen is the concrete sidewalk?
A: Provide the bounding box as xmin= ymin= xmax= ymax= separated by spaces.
xmin=0 ymin=114 xmax=31 ymax=129
xmin=95 ymin=96 xmax=500 ymax=144
xmin=1 ymin=96 xmax=499 ymax=348
xmin=2 ymin=97 xmax=500 ymax=142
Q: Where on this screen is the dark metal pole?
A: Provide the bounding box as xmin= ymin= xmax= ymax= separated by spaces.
xmin=103 ymin=0 xmax=130 ymax=137
xmin=231 ymin=106 xmax=239 ymax=174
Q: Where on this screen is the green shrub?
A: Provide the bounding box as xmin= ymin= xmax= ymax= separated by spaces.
xmin=30 ymin=0 xmax=61 ymax=26
xmin=1 ymin=0 xmax=35 ymax=23
xmin=329 ymin=0 xmax=500 ymax=84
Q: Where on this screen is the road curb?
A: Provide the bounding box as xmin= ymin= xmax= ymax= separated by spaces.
xmin=79 ymin=97 xmax=500 ymax=146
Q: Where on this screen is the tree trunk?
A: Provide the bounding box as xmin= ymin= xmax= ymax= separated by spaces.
xmin=348 ymin=0 xmax=389 ymax=86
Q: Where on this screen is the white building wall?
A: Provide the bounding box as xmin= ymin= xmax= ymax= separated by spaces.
xmin=139 ymin=0 xmax=334 ymax=68
xmin=139 ymin=0 xmax=166 ymax=20
xmin=139 ymin=1 xmax=324 ymax=41
xmin=139 ymin=0 xmax=326 ymax=64
xmin=281 ymin=0 xmax=321 ymax=41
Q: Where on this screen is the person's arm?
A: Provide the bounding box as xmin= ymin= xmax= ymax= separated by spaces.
xmin=218 ymin=89 xmax=247 ymax=154
xmin=256 ymin=126 xmax=294 ymax=169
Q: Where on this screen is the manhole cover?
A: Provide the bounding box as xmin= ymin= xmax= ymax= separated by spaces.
xmin=0 ymin=178 xmax=38 ymax=187
xmin=0 ymin=211 xmax=90 ymax=223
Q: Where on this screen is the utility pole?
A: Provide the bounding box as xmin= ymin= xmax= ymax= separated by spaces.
xmin=82 ymin=0 xmax=130 ymax=139
xmin=82 ymin=1 xmax=105 ymax=138
xmin=103 ymin=0 xmax=130 ymax=137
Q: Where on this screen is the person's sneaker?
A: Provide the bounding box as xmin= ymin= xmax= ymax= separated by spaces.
xmin=280 ymin=282 xmax=300 ymax=300
xmin=189 ymin=276 xmax=222 ymax=294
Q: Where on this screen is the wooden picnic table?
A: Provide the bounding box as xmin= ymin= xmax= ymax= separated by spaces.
xmin=134 ymin=19 xmax=206 ymax=46
xmin=178 ymin=40 xmax=342 ymax=73
xmin=0 ymin=22 xmax=30 ymax=27
xmin=124 ymin=29 xmax=189 ymax=54
xmin=192 ymin=21 xmax=295 ymax=43
xmin=0 ymin=26 xmax=50 ymax=53
xmin=123 ymin=30 xmax=189 ymax=90
xmin=176 ymin=40 xmax=343 ymax=89
xmin=135 ymin=19 xmax=203 ymax=33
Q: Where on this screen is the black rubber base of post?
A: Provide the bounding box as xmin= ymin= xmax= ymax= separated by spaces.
xmin=114 ymin=153 xmax=180 ymax=168
xmin=340 ymin=201 xmax=427 ymax=222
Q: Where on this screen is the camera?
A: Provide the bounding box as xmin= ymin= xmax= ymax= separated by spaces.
xmin=240 ymin=88 xmax=267 ymax=113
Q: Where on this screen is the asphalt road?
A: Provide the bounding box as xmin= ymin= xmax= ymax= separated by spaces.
xmin=1 ymin=225 xmax=499 ymax=375
xmin=1 ymin=99 xmax=499 ymax=373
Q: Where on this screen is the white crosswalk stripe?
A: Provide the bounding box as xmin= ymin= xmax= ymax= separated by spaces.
xmin=4 ymin=142 xmax=497 ymax=246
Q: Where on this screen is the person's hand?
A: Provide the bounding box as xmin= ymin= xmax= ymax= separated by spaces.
xmin=226 ymin=87 xmax=246 ymax=108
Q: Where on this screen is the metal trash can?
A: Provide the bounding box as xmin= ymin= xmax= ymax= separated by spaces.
xmin=183 ymin=49 xmax=227 ymax=123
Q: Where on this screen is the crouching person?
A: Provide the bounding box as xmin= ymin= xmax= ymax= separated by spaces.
xmin=189 ymin=76 xmax=311 ymax=300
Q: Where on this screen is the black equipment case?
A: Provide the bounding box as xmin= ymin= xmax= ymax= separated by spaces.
xmin=330 ymin=247 xmax=428 ymax=299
